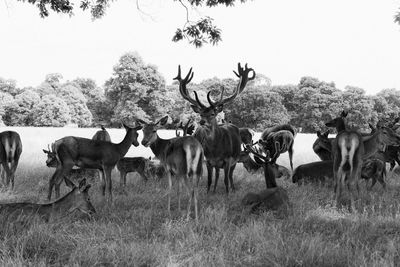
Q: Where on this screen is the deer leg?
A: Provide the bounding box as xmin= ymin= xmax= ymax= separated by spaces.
xmin=177 ymin=178 xmax=181 ymax=213
xmin=183 ymin=176 xmax=193 ymax=221
xmin=167 ymin=170 xmax=172 ymax=218
xmin=288 ymin=144 xmax=294 ymax=171
xmin=206 ymin=162 xmax=213 ymax=193
xmin=229 ymin=163 xmax=236 ymax=191
xmin=1 ymin=162 xmax=11 ymax=188
xmin=99 ymin=169 xmax=106 ymax=196
xmin=119 ymin=170 xmax=125 ymax=188
xmin=390 ymin=160 xmax=396 ymax=171
xmin=104 ymin=167 xmax=113 ymax=203
xmin=223 ymin=164 xmax=230 ymax=194
xmin=9 ymin=160 xmax=19 ymax=190
xmin=48 ymin=163 xmax=73 ymax=200
xmin=213 ymin=167 xmax=220 ymax=193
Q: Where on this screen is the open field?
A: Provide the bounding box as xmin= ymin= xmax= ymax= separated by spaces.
xmin=1 ymin=126 xmax=400 ymax=266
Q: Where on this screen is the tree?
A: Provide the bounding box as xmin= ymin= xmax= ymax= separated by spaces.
xmin=17 ymin=0 xmax=250 ymax=48
xmin=32 ymin=95 xmax=71 ymax=127
xmin=58 ymin=84 xmax=93 ymax=126
xmin=104 ymin=52 xmax=166 ymax=123
xmin=12 ymin=90 xmax=41 ymax=125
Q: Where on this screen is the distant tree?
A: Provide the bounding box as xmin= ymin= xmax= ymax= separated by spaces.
xmin=16 ymin=0 xmax=252 ymax=48
xmin=58 ymin=84 xmax=92 ymax=126
xmin=271 ymin=84 xmax=298 ymax=120
xmin=104 ymin=52 xmax=166 ymax=123
xmin=32 ymin=95 xmax=71 ymax=127
xmin=12 ymin=90 xmax=41 ymax=125
xmin=0 ymin=78 xmax=21 ymax=96
xmin=72 ymin=78 xmax=111 ymax=125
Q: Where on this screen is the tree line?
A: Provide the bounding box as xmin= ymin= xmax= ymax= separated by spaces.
xmin=0 ymin=51 xmax=399 ymax=133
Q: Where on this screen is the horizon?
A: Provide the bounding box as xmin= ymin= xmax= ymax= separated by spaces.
xmin=1 ymin=0 xmax=400 ymax=94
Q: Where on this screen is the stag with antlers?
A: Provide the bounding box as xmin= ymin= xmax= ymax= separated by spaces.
xmin=175 ymin=63 xmax=255 ymax=194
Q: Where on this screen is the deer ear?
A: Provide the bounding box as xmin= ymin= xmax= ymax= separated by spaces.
xmin=43 ymin=149 xmax=49 ymax=154
xmin=317 ymin=131 xmax=321 ymax=137
xmin=157 ymin=115 xmax=169 ymax=126
xmin=324 ymin=131 xmax=329 ymax=137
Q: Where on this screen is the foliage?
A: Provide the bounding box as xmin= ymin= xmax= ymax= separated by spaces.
xmin=12 ymin=90 xmax=41 ymax=126
xmin=104 ymin=52 xmax=166 ymax=123
xmin=32 ymin=95 xmax=71 ymax=127
xmin=16 ymin=0 xmax=250 ymax=47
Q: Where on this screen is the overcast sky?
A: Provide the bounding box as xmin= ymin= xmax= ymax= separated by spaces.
xmin=1 ymin=0 xmax=400 ymax=94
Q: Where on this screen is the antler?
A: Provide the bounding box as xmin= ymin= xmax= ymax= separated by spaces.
xmin=214 ymin=63 xmax=255 ymax=107
xmin=244 ymin=143 xmax=270 ymax=162
xmin=174 ymin=65 xmax=206 ymax=109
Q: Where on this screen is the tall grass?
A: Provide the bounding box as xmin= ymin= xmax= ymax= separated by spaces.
xmin=0 ymin=126 xmax=399 ymax=266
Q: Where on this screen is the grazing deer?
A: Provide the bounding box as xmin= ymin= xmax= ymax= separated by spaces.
xmin=259 ymin=130 xmax=295 ymax=171
xmin=313 ymin=131 xmax=334 ymax=161
xmin=139 ymin=116 xmax=203 ymax=221
xmin=47 ymin=123 xmax=142 ymax=202
xmin=244 ymin=144 xmax=280 ymax=188
xmin=176 ymin=63 xmax=255 ymax=194
xmin=43 ymin=147 xmax=97 ymax=187
xmin=0 ymin=179 xmax=95 ymax=222
xmin=261 ymin=124 xmax=297 ymax=140
xmin=238 ymin=150 xmax=290 ymax=178
xmin=92 ymin=125 xmax=111 ymax=142
xmin=326 ymin=113 xmax=400 ymax=208
xmin=0 ymin=131 xmax=22 ymax=189
xmin=175 ymin=119 xmax=195 ymax=137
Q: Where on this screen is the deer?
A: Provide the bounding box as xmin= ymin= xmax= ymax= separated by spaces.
xmin=259 ymin=130 xmax=295 ymax=171
xmin=43 ymin=147 xmax=97 ymax=187
xmin=138 ymin=116 xmax=203 ymax=221
xmin=47 ymin=123 xmax=142 ymax=203
xmin=175 ymin=119 xmax=195 ymax=137
xmin=313 ymin=131 xmax=334 ymax=161
xmin=116 ymin=157 xmax=166 ymax=186
xmin=244 ymin=143 xmax=280 ymax=188
xmin=261 ymin=124 xmax=297 ymax=140
xmin=176 ymin=63 xmax=255 ymax=194
xmin=239 ymin=127 xmax=255 ymax=146
xmin=0 ymin=131 xmax=22 ymax=189
xmin=0 ymin=179 xmax=95 ymax=222
xmin=325 ymin=112 xmax=400 ymax=209
xmin=92 ymin=125 xmax=111 ymax=142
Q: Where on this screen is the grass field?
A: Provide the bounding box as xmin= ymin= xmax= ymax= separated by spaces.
xmin=1 ymin=126 xmax=400 ymax=266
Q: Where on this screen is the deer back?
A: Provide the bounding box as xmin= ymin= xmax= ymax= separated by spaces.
xmin=292 ymin=160 xmax=334 ymax=184
xmin=0 ymin=131 xmax=22 ymax=163
xmin=261 ymin=124 xmax=296 ymax=140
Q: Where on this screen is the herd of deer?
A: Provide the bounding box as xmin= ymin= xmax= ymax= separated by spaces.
xmin=1 ymin=63 xmax=400 ymax=223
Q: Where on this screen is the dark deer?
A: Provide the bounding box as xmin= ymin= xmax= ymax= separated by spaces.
xmin=43 ymin=147 xmax=97 ymax=187
xmin=116 ymin=157 xmax=166 ymax=186
xmin=0 ymin=131 xmax=22 ymax=189
xmin=0 ymin=179 xmax=95 ymax=222
xmin=139 ymin=116 xmax=203 ymax=221
xmin=313 ymin=131 xmax=334 ymax=161
xmin=239 ymin=127 xmax=254 ymax=145
xmin=47 ymin=124 xmax=142 ymax=202
xmin=176 ymin=63 xmax=255 ymax=194
xmin=92 ymin=125 xmax=111 ymax=142
xmin=261 ymin=124 xmax=297 ymax=140
xmin=259 ymin=130 xmax=295 ymax=171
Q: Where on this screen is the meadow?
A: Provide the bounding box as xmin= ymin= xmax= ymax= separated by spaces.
xmin=1 ymin=126 xmax=400 ymax=266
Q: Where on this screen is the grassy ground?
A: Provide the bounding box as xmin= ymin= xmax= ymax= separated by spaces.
xmin=0 ymin=127 xmax=400 ymax=266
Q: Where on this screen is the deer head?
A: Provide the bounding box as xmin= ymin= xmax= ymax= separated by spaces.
xmin=123 ymin=123 xmax=143 ymax=147
xmin=67 ymin=179 xmax=96 ymax=215
xmin=43 ymin=144 xmax=58 ymax=167
xmin=325 ymin=110 xmax=348 ymax=131
xmin=175 ymin=119 xmax=195 ymax=137
xmin=175 ymin=63 xmax=255 ymax=127
xmin=139 ymin=116 xmax=169 ymax=147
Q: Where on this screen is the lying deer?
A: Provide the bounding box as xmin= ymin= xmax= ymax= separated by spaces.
xmin=43 ymin=147 xmax=97 ymax=187
xmin=0 ymin=131 xmax=22 ymax=189
xmin=0 ymin=179 xmax=95 ymax=222
xmin=117 ymin=157 xmax=167 ymax=186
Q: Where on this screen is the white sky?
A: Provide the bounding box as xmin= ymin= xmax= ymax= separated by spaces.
xmin=1 ymin=0 xmax=400 ymax=94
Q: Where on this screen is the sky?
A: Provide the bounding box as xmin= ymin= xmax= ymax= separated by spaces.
xmin=1 ymin=0 xmax=400 ymax=94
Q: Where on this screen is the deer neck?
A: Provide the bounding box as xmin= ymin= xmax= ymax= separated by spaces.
xmin=205 ymin=118 xmax=219 ymax=142
xmin=150 ymin=134 xmax=171 ymax=162
xmin=115 ymin=129 xmax=134 ymax=157
xmin=336 ymin=120 xmax=346 ymax=132
xmin=362 ymin=132 xmax=381 ymax=158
